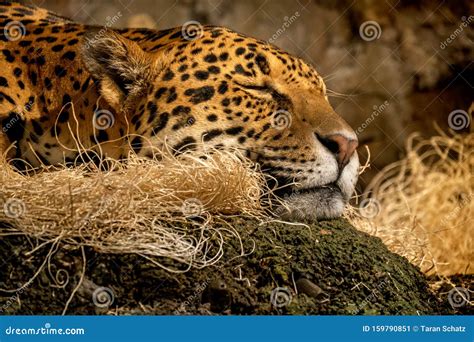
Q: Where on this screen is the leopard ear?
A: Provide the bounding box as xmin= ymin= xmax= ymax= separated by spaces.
xmin=81 ymin=30 xmax=160 ymax=111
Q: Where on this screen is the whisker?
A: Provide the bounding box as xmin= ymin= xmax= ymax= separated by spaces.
xmin=322 ymin=71 xmax=339 ymax=81
xmin=326 ymin=88 xmax=357 ymax=100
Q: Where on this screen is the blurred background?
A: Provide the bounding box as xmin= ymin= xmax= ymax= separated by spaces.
xmin=24 ymin=0 xmax=474 ymax=185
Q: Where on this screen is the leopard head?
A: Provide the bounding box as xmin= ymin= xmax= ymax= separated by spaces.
xmin=81 ymin=26 xmax=358 ymax=220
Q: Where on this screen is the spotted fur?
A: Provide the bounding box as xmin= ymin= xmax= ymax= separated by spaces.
xmin=0 ymin=2 xmax=359 ymax=219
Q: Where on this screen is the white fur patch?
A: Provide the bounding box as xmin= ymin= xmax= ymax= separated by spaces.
xmin=277 ymin=152 xmax=359 ymax=220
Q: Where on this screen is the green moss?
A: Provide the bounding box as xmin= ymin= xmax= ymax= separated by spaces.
xmin=0 ymin=218 xmax=451 ymax=314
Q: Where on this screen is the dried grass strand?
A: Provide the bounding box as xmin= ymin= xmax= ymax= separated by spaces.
xmin=348 ymin=131 xmax=473 ymax=275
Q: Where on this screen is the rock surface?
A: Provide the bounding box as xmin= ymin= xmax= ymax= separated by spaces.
xmin=0 ymin=218 xmax=452 ymax=314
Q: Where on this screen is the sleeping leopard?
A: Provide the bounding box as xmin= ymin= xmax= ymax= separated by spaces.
xmin=0 ymin=2 xmax=359 ymax=220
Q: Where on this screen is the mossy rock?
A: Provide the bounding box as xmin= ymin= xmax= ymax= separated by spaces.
xmin=0 ymin=218 xmax=451 ymax=314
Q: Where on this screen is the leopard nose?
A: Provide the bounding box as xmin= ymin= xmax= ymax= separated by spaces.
xmin=316 ymin=133 xmax=358 ymax=168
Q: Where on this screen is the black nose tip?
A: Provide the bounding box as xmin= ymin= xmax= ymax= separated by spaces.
xmin=316 ymin=133 xmax=358 ymax=167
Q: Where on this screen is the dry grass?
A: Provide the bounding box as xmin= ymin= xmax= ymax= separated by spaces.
xmin=348 ymin=131 xmax=473 ymax=275
xmin=1 ymin=129 xmax=472 ymax=277
xmin=0 ymin=148 xmax=269 ymax=271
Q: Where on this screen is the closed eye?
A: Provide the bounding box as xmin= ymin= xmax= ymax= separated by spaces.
xmin=235 ymin=81 xmax=291 ymax=109
xmin=235 ymin=81 xmax=286 ymax=100
xmin=235 ymin=81 xmax=273 ymax=93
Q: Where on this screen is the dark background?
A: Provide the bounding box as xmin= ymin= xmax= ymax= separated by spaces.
xmin=24 ymin=0 xmax=474 ymax=183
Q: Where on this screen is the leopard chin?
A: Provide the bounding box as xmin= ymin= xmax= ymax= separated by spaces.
xmin=277 ymin=185 xmax=345 ymax=220
xmin=276 ymin=153 xmax=359 ymax=221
